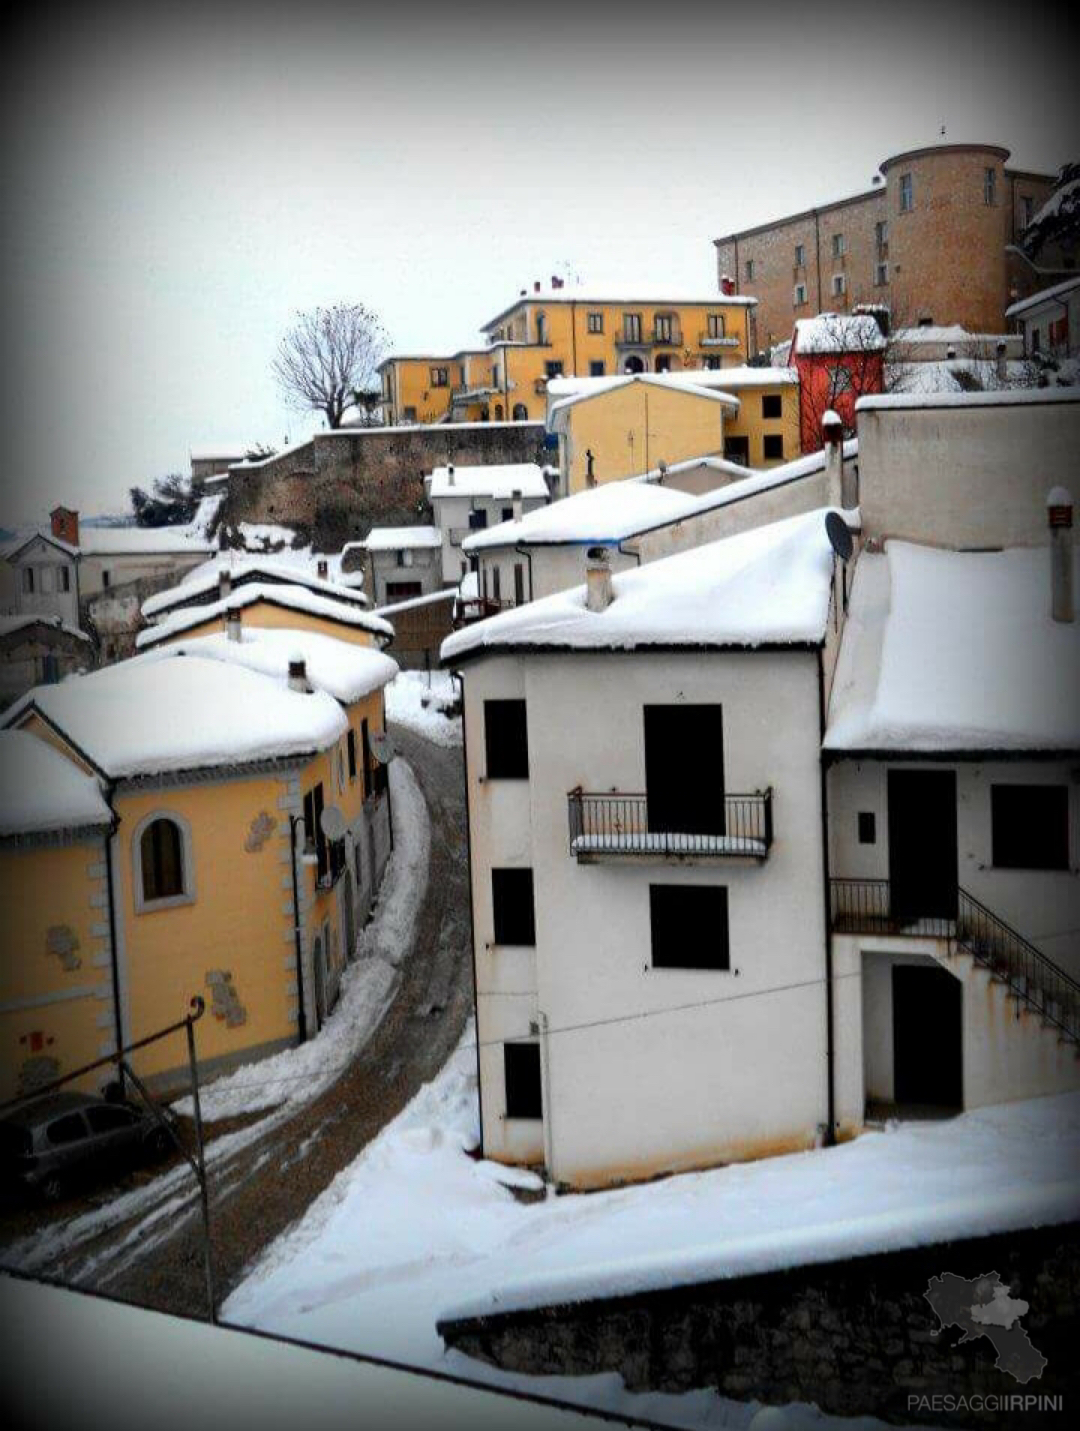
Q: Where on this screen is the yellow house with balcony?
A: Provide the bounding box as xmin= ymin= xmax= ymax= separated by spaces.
xmin=378 ymin=286 xmax=759 ymax=426
xmin=1 ymin=632 xmax=398 ymax=1100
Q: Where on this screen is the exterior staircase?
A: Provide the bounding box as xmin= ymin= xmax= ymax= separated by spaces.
xmin=830 ymin=878 xmax=1080 ymax=1051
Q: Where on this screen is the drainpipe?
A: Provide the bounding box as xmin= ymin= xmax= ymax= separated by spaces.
xmin=514 ymin=544 xmax=535 ymax=602
xmin=103 ymin=802 xmax=125 ymax=1096
xmin=816 ymin=648 xmax=837 ymax=1147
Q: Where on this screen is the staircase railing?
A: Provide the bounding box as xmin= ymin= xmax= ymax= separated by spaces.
xmin=830 ymin=878 xmax=1080 ymax=1046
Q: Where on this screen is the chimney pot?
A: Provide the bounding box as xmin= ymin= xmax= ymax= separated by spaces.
xmin=447 ymin=463 xmax=455 ymax=487
xmin=218 ymin=569 xmax=233 ymax=600
xmin=226 ymin=609 xmax=242 ymax=642
xmin=316 ymin=558 xmax=328 ymax=579
xmin=288 ymin=654 xmax=309 ymax=692
xmin=1047 ymin=486 xmax=1073 ymax=623
xmin=585 ymin=546 xmax=613 ymax=613
xmin=512 ymin=488 xmax=524 ymax=522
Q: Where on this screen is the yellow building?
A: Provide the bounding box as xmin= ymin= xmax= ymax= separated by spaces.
xmin=1 ymin=632 xmax=398 ymax=1098
xmin=135 ymin=583 xmax=394 ymax=654
xmin=545 ymin=368 xmax=801 ymax=494
xmin=378 ymin=286 xmax=759 ymax=425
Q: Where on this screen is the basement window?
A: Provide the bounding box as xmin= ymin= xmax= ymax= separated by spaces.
xmin=858 ymin=812 xmax=876 ymax=844
xmin=503 ymin=1042 xmax=542 ymax=1119
xmin=991 ymin=785 xmax=1069 ymax=870
xmin=649 ymin=885 xmax=730 ymax=970
xmin=492 ymin=868 xmax=536 ymax=945
xmin=484 ymin=699 xmax=529 ymax=779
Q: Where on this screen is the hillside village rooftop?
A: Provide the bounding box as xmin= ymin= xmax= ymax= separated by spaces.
xmin=4 ymin=656 xmax=347 ymax=779
xmin=480 ymin=286 xmax=759 ymax=329
xmin=547 ymin=374 xmax=742 ymax=422
xmin=825 ymin=542 xmax=1080 ymax=754
xmin=444 ymin=507 xmax=842 ymax=661
xmin=461 ymin=480 xmax=698 ymax=551
xmin=0 ymin=729 xmax=112 ymax=836
xmin=134 ymin=583 xmax=394 ymax=650
xmin=545 ymin=368 xmax=799 ymax=403
xmin=141 ymin=557 xmax=371 ymax=619
xmin=359 ymin=526 xmax=443 ymax=552
xmin=426 ymin=463 xmax=552 ymax=501
xmin=792 ymin=313 xmax=887 ymax=354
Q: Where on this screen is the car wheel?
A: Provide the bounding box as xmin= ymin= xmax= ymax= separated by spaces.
xmin=40 ymin=1174 xmax=65 ymax=1205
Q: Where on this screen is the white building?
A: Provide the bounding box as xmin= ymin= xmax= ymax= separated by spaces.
xmin=443 ymin=509 xmax=848 ymax=1188
xmin=1005 ymin=276 xmax=1080 ymax=361
xmin=425 ymin=463 xmax=553 ymax=585
xmin=359 ymin=526 xmax=445 ymax=607
xmin=0 ymin=531 xmax=81 ymax=627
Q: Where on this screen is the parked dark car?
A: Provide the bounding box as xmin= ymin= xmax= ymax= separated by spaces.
xmin=0 ymin=1091 xmax=177 ymax=1204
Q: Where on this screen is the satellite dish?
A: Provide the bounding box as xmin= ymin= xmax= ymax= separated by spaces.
xmin=320 ymin=804 xmax=347 ymax=841
xmin=369 ymin=732 xmax=396 ymax=765
xmin=825 ymin=511 xmax=853 ymax=562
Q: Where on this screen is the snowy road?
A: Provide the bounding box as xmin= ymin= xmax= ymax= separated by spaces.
xmin=0 ymin=723 xmax=474 ymax=1317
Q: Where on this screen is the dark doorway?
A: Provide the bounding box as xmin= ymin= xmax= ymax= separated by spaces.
xmin=644 ymin=705 xmax=725 ymax=835
xmin=723 ymin=435 xmax=750 ymax=464
xmin=623 ymin=355 xmax=645 ymax=374
xmin=887 ymin=769 xmax=957 ymax=922
xmin=892 ymin=964 xmax=962 ymax=1109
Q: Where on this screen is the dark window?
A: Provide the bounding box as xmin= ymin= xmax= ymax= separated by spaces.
xmin=623 ymin=313 xmax=642 ymax=343
xmin=22 ymin=568 xmax=34 ymax=594
xmin=503 ymin=1042 xmax=542 ymax=1118
xmin=587 ymin=312 xmax=603 ymax=334
xmin=655 ymin=314 xmax=673 ymax=342
xmin=724 ymin=435 xmax=750 ymax=464
xmin=707 ymin=313 xmax=725 ymax=338
xmin=644 ymin=705 xmax=724 ymax=835
xmin=46 ymin=1113 xmax=87 ymax=1146
xmin=468 ymin=509 xmax=488 ymax=530
xmin=484 ymin=699 xmax=528 ymax=778
xmin=101 ymin=570 xmax=111 ymax=589
xmin=761 ymin=394 xmax=782 ymax=419
xmin=403 ymin=406 xmax=417 ymax=422
xmin=745 ymin=259 xmax=755 ymax=281
xmin=514 ymin=563 xmax=525 ymax=605
xmin=858 ymin=812 xmax=876 ymax=845
xmin=385 ymin=580 xmax=422 ymax=600
xmin=430 ymin=366 xmax=448 ymax=387
xmin=991 ymin=785 xmax=1069 ymax=870
xmin=347 ymin=727 xmax=357 ymax=780
xmin=501 ymin=507 xmax=514 ymax=523
xmin=589 ymin=360 xmax=605 ymax=376
xmin=42 ymin=654 xmax=60 ymax=684
xmin=763 ymin=434 xmax=784 ymax=460
xmin=512 ymin=403 xmax=528 ymax=420
xmin=59 ymin=566 xmax=71 ymax=592
xmin=545 ymin=360 xmax=563 ymax=379
xmin=899 ymin=173 xmax=913 ymax=212
xmin=141 ymin=818 xmax=184 ymax=901
xmin=304 ymin=782 xmax=328 ymax=883
xmin=86 ymin=1106 xmax=139 ymax=1134
xmin=649 ymin=885 xmax=730 ymax=970
xmin=794 ymin=243 xmax=805 ymax=267
xmin=492 ymin=567 xmax=501 ymax=603
xmin=492 ymin=867 xmax=535 ymax=945
xmin=361 ymin=720 xmax=372 ymax=800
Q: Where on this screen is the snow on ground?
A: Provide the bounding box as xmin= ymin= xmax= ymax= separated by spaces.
xmin=385 ymin=669 xmax=462 ymax=747
xmin=225 ymin=1036 xmax=1078 ymax=1430
xmin=174 ymin=757 xmax=430 ymax=1122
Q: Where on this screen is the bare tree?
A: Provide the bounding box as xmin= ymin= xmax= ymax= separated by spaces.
xmin=272 ymin=303 xmax=388 ymax=429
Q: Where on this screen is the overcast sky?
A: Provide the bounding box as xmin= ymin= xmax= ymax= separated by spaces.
xmin=1 ymin=0 xmax=1075 ymax=525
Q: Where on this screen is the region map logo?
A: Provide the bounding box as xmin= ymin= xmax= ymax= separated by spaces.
xmin=925 ymin=1270 xmax=1047 ymax=1384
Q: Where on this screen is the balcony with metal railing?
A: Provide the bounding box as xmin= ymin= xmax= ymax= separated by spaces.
xmin=698 ymin=331 xmax=740 ymax=348
xmin=830 ymin=878 xmax=1080 ymax=1046
xmin=567 ymin=788 xmax=773 ymax=863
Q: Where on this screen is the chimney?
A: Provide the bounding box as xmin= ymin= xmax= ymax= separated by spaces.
xmin=447 ymin=463 xmax=455 ymax=487
xmin=719 ymin=275 xmax=735 ymax=296
xmin=996 ymin=341 xmax=1008 ymax=382
xmin=316 ymin=558 xmax=329 ymax=580
xmin=946 ymin=346 xmax=957 ymax=360
xmin=657 ymin=459 xmax=668 ymax=485
xmin=50 ymin=506 xmax=79 ymax=546
xmin=585 ymin=546 xmax=613 ymax=613
xmin=288 ymin=654 xmax=309 ymax=692
xmin=822 ymin=410 xmax=845 ymax=508
xmin=551 ymin=275 xmax=564 ymax=290
xmin=218 ymin=569 xmax=233 ymax=601
xmin=1047 ymin=487 xmax=1074 ymax=623
xmin=226 ymin=608 xmax=242 ymax=643
xmin=512 ymin=488 xmax=524 ymax=522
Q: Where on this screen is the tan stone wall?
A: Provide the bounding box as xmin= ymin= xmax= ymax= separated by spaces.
xmin=715 ymin=145 xmax=1055 ymax=343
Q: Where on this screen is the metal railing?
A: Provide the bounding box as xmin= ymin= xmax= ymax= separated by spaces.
xmin=567 ymin=788 xmax=772 ymax=860
xmin=830 ymin=878 xmax=1080 ymax=1045
xmin=698 ymin=331 xmax=739 ymax=347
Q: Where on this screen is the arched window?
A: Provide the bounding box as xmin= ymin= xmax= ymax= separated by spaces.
xmin=134 ymin=812 xmax=194 ymax=910
xmin=494 ymin=402 xmax=504 ymax=420
xmin=512 ymin=403 xmax=528 ymax=420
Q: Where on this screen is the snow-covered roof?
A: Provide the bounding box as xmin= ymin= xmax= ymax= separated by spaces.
xmin=427 ymin=463 xmax=552 ymax=501
xmin=891 ymin=324 xmax=1014 ymax=345
xmin=137 ymin=628 xmax=399 ymax=707
xmin=361 ymin=526 xmax=443 ymax=552
xmin=0 ymin=730 xmax=112 ymax=836
xmin=856 ymin=386 xmax=1080 ymax=411
xmin=545 ymin=367 xmax=797 ymax=402
xmin=482 ymin=286 xmax=758 ymax=329
xmin=5 ymin=656 xmax=348 ymax=779
xmin=135 ymin=584 xmax=394 ymax=651
xmin=141 ymin=559 xmax=370 ymax=619
xmin=0 ymin=530 xmax=80 ymax=562
xmin=548 ymin=374 xmax=740 ymax=423
xmin=444 ymin=507 xmax=840 ymax=662
xmin=461 ymin=480 xmax=698 ymax=552
xmin=0 ymin=614 xmax=91 ymax=643
xmin=1005 ymin=276 xmax=1080 ymax=319
xmin=675 ymin=440 xmax=858 ymax=519
xmin=77 ymin=527 xmax=215 ymax=556
xmin=825 ymin=542 xmax=1080 ymax=754
xmin=792 ymin=313 xmax=887 ymax=355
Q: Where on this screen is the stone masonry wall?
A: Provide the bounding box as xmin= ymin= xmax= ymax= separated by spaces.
xmin=440 ymin=1222 xmax=1079 ymax=1426
xmin=218 ymin=423 xmax=547 ymax=552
